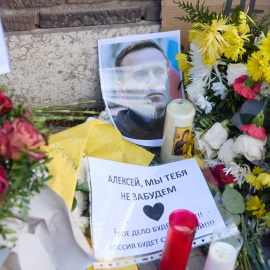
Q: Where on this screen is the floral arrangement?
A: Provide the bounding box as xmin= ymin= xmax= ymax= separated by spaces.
xmin=174 ymin=1 xmax=270 ymax=269
xmin=0 ymin=86 xmax=52 ymax=248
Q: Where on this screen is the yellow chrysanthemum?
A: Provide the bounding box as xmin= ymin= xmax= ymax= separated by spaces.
xmin=238 ymin=11 xmax=250 ymax=34
xmin=188 ymin=23 xmax=201 ymax=42
xmin=257 ymin=173 xmax=270 ymax=186
xmin=223 ymin=26 xmax=248 ymax=61
xmin=247 ymin=51 xmax=269 ymax=81
xmin=245 ymin=174 xmax=263 ymax=190
xmin=258 ymin=33 xmax=270 ymax=60
xmin=175 ymin=53 xmax=190 ymax=73
xmin=246 ymin=196 xmax=266 ymax=219
xmin=252 ymin=166 xmax=263 ymax=175
xmin=184 ymin=73 xmax=190 ymax=86
xmin=196 ymin=18 xmax=230 ymax=66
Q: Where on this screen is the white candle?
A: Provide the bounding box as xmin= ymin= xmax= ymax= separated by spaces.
xmin=204 ymin=242 xmax=237 ymax=270
xmin=161 ymin=99 xmax=195 ymax=163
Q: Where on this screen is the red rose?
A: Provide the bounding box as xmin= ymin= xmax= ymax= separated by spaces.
xmin=0 ymin=90 xmax=12 ymax=115
xmin=213 ymin=164 xmax=235 ymax=186
xmin=0 ymin=165 xmax=9 ymax=195
xmin=0 ymin=130 xmax=11 ymax=158
xmin=3 ymin=119 xmax=45 ymax=161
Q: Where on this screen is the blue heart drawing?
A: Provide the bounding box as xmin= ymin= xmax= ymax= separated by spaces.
xmin=143 ymin=203 xmax=164 ymax=221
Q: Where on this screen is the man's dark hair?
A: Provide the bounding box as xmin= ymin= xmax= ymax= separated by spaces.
xmin=115 ymin=40 xmax=169 ymax=68
xmin=114 ymin=40 xmax=169 ymax=81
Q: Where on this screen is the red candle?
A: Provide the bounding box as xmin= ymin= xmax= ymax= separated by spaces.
xmin=159 ymin=209 xmax=199 ymax=270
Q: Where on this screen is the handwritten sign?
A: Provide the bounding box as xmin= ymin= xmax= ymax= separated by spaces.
xmin=89 ymin=157 xmax=225 ymax=260
xmin=0 ymin=19 xmax=11 ymax=75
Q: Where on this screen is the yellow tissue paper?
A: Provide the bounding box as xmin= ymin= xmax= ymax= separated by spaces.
xmin=42 ymin=119 xmax=154 ymax=210
xmin=41 ymin=120 xmax=154 ymax=270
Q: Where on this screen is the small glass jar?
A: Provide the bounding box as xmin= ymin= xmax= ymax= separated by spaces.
xmin=159 ymin=209 xmax=199 ymax=270
xmin=160 ymin=99 xmax=195 ymax=163
xmin=204 ymin=226 xmax=243 ymax=270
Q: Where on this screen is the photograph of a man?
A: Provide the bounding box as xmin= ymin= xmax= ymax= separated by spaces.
xmin=114 ymin=40 xmax=170 ymax=140
xmin=98 ymin=31 xmax=183 ymax=147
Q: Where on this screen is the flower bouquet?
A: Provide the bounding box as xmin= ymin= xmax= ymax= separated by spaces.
xmin=0 ymin=85 xmax=51 ymax=248
xmin=174 ymin=1 xmax=270 ymax=269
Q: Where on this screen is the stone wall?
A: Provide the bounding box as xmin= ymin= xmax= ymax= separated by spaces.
xmin=0 ymin=0 xmax=161 ymax=109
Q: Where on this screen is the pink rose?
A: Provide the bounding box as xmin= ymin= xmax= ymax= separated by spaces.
xmin=0 ymin=165 xmax=9 ymax=195
xmin=0 ymin=130 xmax=11 ymax=158
xmin=3 ymin=119 xmax=45 ymax=161
xmin=0 ymin=90 xmax=12 ymax=115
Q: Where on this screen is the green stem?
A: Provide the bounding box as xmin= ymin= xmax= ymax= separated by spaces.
xmin=37 ymin=116 xmax=89 ymax=121
xmin=31 ymin=100 xmax=96 ymax=111
xmin=34 ymin=110 xmax=100 ymax=115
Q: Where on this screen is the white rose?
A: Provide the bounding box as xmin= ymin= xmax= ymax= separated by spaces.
xmin=194 ymin=131 xmax=216 ymax=160
xmin=203 ymin=122 xmax=228 ymax=149
xmin=233 ymin=134 xmax=267 ymax=161
xmin=227 ymin=63 xmax=248 ymax=86
xmin=218 ymin=138 xmax=242 ymax=164
xmin=186 ymin=80 xmax=206 ymax=102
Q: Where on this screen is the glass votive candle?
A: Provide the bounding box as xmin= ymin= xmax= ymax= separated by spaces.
xmin=159 ymin=209 xmax=199 ymax=270
xmin=204 ymin=226 xmax=243 ymax=270
xmin=160 ymin=99 xmax=195 ymax=164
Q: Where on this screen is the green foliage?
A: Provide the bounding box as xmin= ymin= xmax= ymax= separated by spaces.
xmin=77 ymin=182 xmax=90 ymax=192
xmin=173 ymin=0 xmax=224 ymax=25
xmin=0 ymin=86 xmax=52 ymax=249
xmin=222 ymin=186 xmax=245 ymax=214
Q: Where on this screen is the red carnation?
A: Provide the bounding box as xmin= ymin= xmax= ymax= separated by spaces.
xmin=0 ymin=90 xmax=12 ymax=115
xmin=0 ymin=165 xmax=9 ymax=195
xmin=232 ymin=75 xmax=260 ymax=101
xmin=241 ymin=124 xmax=267 ymax=139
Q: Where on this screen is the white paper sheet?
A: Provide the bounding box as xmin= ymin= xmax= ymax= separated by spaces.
xmin=89 ymin=157 xmax=225 ymax=260
xmin=0 ymin=19 xmax=11 ymax=75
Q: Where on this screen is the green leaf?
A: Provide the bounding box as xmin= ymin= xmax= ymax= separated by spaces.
xmin=71 ymin=197 xmax=77 ymax=211
xmin=216 ymin=203 xmax=240 ymax=226
xmin=244 ymin=77 xmax=255 ymax=88
xmin=8 ymin=237 xmax=17 ymax=242
xmin=77 ymin=182 xmax=89 ymax=192
xmin=240 ymin=113 xmax=255 ymax=125
xmin=222 ymin=186 xmax=245 ymax=214
xmin=261 ymin=193 xmax=270 ymax=204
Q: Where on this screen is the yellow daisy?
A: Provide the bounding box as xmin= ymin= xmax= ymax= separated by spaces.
xmin=257 ymin=173 xmax=270 ymax=186
xmin=247 ymin=51 xmax=269 ymax=81
xmin=245 ymin=174 xmax=263 ymax=190
xmin=246 ymin=196 xmax=266 ymax=219
xmin=196 ymin=18 xmax=230 ymax=66
xmin=252 ymin=166 xmax=263 ymax=175
xmin=258 ymin=33 xmax=270 ymax=60
xmin=263 ymin=66 xmax=270 ymax=84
